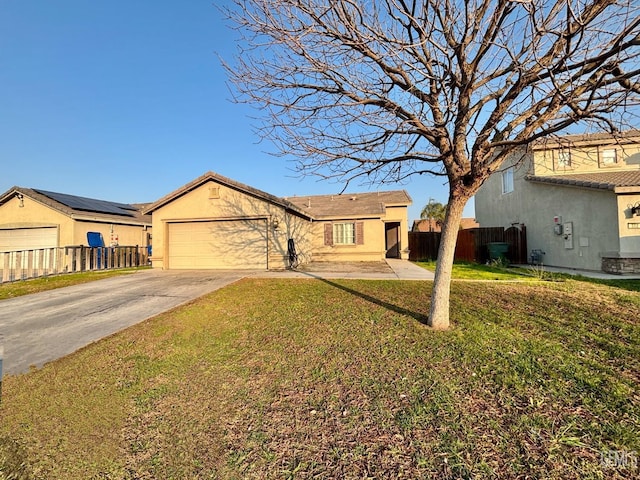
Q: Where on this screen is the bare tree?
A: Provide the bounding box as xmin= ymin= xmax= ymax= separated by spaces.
xmin=224 ymin=0 xmax=640 ymax=329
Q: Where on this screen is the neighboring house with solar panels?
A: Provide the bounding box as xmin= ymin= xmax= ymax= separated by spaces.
xmin=475 ymin=131 xmax=640 ymax=274
xmin=0 ymin=187 xmax=151 ymax=252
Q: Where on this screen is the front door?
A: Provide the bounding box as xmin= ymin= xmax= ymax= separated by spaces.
xmin=385 ymin=222 xmax=400 ymax=258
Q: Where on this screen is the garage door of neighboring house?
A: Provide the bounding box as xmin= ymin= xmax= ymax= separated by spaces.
xmin=0 ymin=226 xmax=58 ymax=252
xmin=167 ymin=220 xmax=268 ymax=269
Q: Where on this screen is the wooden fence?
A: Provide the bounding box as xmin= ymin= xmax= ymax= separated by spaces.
xmin=409 ymin=225 xmax=528 ymax=264
xmin=0 ymin=245 xmax=149 ymax=283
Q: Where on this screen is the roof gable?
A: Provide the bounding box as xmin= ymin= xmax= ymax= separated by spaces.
xmin=143 ymin=171 xmax=312 ymax=219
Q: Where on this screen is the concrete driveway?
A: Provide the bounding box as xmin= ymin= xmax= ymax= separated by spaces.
xmin=0 ymin=270 xmax=247 ymax=376
xmin=0 ymin=260 xmax=432 ymax=377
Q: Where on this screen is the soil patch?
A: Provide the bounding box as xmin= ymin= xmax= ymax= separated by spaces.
xmin=298 ymin=261 xmax=393 ymax=273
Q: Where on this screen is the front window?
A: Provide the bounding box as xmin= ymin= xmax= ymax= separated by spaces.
xmin=333 ymin=223 xmax=355 ymax=244
xmin=502 ymin=167 xmax=514 ymax=194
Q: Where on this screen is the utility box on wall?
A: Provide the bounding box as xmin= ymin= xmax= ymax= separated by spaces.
xmin=563 ymin=222 xmax=573 ymax=249
xmin=553 ymin=215 xmax=563 ymax=235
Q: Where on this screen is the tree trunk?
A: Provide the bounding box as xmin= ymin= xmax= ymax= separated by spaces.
xmin=428 ymin=193 xmax=469 ymax=330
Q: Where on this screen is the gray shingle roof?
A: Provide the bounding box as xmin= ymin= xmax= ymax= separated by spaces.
xmin=285 ymin=190 xmax=412 ymax=219
xmin=532 ymin=130 xmax=640 ymax=149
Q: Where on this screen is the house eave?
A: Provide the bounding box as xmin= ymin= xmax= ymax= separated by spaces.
xmin=525 ymin=175 xmax=614 ymax=191
xmin=614 ymin=186 xmax=640 ymax=194
xmin=70 ymin=213 xmax=152 ymax=226
xmin=312 ymin=214 xmax=386 ymax=221
xmin=0 ymin=222 xmax=59 ymax=229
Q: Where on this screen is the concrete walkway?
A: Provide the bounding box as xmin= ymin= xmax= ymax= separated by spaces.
xmin=516 ymin=264 xmax=640 ymax=280
xmin=253 ymin=259 xmax=434 ymax=280
xmin=385 ymin=259 xmax=435 ymax=279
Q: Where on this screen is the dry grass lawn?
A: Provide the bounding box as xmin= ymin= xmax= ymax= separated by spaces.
xmin=1 ymin=277 xmax=638 ymax=479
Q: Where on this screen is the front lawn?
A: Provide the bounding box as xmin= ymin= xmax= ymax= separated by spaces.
xmin=0 ymin=268 xmax=148 ymax=300
xmin=415 ymin=260 xmax=536 ymax=280
xmin=1 ymin=278 xmax=638 ymax=479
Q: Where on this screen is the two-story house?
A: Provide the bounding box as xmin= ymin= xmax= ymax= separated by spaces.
xmin=475 ymin=131 xmax=640 ymax=274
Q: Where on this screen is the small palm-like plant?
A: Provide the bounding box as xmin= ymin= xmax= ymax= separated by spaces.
xmin=420 ymin=198 xmax=447 ymax=232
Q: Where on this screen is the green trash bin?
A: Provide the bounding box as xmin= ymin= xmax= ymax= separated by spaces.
xmin=487 ymin=242 xmax=509 ymax=261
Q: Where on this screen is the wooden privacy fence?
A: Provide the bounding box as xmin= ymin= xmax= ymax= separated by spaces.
xmin=0 ymin=245 xmax=149 ymax=283
xmin=409 ymin=226 xmax=528 ymax=264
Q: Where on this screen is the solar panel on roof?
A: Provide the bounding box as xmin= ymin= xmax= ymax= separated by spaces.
xmin=34 ymin=189 xmax=137 ymax=217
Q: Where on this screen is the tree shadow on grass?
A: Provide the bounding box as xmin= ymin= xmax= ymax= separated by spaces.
xmin=301 ymin=274 xmax=430 ymax=325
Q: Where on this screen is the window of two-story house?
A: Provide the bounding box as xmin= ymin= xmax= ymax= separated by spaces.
xmin=600 ymin=148 xmax=618 ymax=166
xmin=501 ymin=167 xmax=514 ymax=194
xmin=555 ymin=150 xmax=572 ymax=169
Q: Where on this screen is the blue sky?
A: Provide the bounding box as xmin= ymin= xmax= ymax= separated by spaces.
xmin=0 ymin=1 xmax=473 ymax=221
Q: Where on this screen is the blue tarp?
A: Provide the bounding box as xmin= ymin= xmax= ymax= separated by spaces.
xmin=87 ymin=232 xmax=105 ymax=247
xmin=87 ymin=232 xmax=107 ymax=267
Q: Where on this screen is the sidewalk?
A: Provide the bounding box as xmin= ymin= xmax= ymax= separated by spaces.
xmin=252 ymin=259 xmax=434 ymax=280
xmin=517 ymin=264 xmax=640 ymax=280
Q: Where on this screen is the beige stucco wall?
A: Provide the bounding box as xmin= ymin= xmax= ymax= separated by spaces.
xmin=617 ymin=194 xmax=640 ymax=255
xmin=385 ymin=205 xmax=410 ymax=260
xmin=150 ymin=180 xmax=312 ymax=270
xmin=71 ymin=220 xmax=151 ymax=247
xmin=309 ymin=206 xmax=410 ymax=262
xmin=310 ymin=218 xmax=384 ymax=262
xmin=272 ymin=210 xmax=313 ymax=268
xmin=0 ymin=195 xmax=68 ymax=245
xmin=533 ymin=142 xmax=640 ymax=175
xmin=0 ymin=195 xmax=150 ymax=249
xmin=476 ymin=154 xmax=621 ymax=270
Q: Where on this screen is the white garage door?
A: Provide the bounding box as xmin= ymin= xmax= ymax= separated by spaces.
xmin=168 ymin=220 xmax=267 ymax=269
xmin=0 ymin=227 xmax=58 ymax=252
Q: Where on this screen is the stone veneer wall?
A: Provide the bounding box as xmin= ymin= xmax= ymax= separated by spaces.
xmin=602 ymin=257 xmax=640 ymax=274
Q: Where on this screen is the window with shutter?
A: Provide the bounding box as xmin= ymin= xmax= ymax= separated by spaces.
xmin=324 ymin=223 xmax=334 ymax=246
xmin=327 ymin=222 xmax=360 ymax=245
xmin=333 ymin=223 xmax=355 ymax=244
xmin=356 ymin=222 xmax=364 ymax=245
